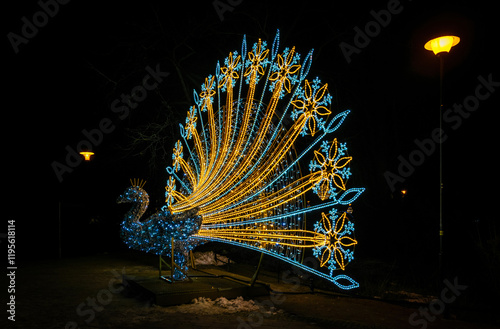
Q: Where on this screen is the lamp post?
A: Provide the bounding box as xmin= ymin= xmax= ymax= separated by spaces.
xmin=400 ymin=189 xmax=407 ymax=198
xmin=424 ymin=35 xmax=460 ymax=279
xmin=58 ymin=151 xmax=95 ymax=258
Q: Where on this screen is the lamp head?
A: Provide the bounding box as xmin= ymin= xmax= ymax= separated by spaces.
xmin=424 ymin=36 xmax=460 ymax=55
xmin=80 ymin=151 xmax=94 ymax=161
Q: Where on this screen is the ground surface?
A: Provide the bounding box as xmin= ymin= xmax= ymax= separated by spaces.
xmin=2 ymin=252 xmax=498 ymax=329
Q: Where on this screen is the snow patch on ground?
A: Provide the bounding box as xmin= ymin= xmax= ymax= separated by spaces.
xmin=193 ymin=251 xmax=233 ymax=266
xmin=155 ymin=296 xmax=261 ymax=314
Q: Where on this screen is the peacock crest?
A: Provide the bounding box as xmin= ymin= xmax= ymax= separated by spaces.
xmin=118 ymin=30 xmax=364 ymax=289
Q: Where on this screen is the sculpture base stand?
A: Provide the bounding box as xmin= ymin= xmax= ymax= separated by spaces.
xmin=123 ymin=268 xmax=270 ymax=306
xmin=158 ymin=253 xmax=193 ymax=283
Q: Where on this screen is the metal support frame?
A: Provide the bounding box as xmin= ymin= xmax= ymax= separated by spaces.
xmin=249 ymin=252 xmax=265 ymax=287
xmin=158 ymin=237 xmax=192 ymax=283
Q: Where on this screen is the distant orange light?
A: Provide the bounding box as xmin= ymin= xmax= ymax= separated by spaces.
xmin=401 ymin=189 xmax=407 ymax=197
xmin=80 ymin=151 xmax=94 ymax=161
xmin=424 ymin=36 xmax=460 ymax=55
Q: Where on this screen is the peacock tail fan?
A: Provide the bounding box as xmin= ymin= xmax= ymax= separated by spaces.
xmin=164 ymin=30 xmax=365 ymax=289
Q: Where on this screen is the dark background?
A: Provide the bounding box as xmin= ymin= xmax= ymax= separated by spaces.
xmin=3 ymin=0 xmax=499 ymax=308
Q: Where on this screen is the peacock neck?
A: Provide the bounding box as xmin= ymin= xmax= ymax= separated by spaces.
xmin=122 ymin=189 xmax=150 ymax=228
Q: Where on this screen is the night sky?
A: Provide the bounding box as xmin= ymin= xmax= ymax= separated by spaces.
xmin=4 ymin=0 xmax=499 ymax=292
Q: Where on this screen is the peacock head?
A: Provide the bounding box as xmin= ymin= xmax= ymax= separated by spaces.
xmin=116 ymin=179 xmax=149 ymax=205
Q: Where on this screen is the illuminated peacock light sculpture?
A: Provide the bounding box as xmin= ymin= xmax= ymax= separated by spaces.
xmin=117 ymin=31 xmax=364 ymax=289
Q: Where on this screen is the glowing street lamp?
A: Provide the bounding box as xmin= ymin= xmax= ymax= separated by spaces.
xmin=424 ymin=36 xmax=460 ymax=55
xmin=424 ymin=34 xmax=460 ymax=280
xmin=80 ymin=151 xmax=94 ymax=161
